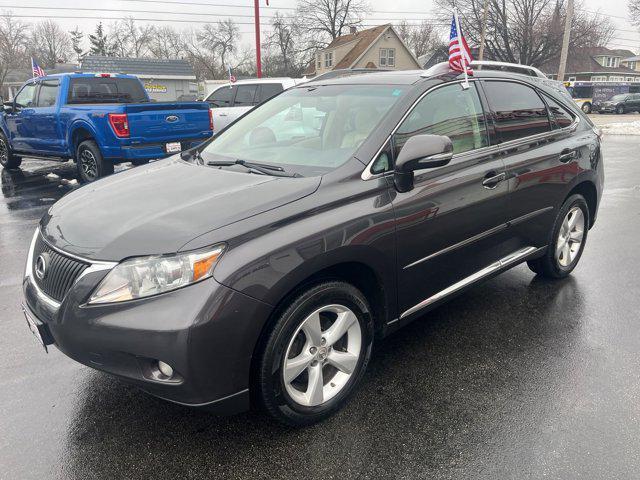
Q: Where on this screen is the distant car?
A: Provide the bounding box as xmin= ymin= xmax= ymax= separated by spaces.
xmin=205 ymin=78 xmax=300 ymax=132
xmin=0 ymin=73 xmax=213 ymax=182
xmin=595 ymin=93 xmax=640 ymax=114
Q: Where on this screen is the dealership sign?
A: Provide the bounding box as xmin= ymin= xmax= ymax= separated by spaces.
xmin=144 ymin=82 xmax=168 ymax=93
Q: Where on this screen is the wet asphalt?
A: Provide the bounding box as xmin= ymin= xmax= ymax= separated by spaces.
xmin=1 ymin=136 xmax=639 ymax=480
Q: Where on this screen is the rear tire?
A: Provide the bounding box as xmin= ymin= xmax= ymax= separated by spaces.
xmin=76 ymin=140 xmax=113 ymax=183
xmin=0 ymin=132 xmax=22 ymax=170
xmin=527 ymin=194 xmax=589 ymax=279
xmin=257 ymin=281 xmax=374 ymax=426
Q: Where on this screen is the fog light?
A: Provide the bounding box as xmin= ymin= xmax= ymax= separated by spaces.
xmin=157 ymin=361 xmax=174 ymax=378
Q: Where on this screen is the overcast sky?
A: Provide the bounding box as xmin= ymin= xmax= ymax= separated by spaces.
xmin=2 ymin=0 xmax=638 ymax=54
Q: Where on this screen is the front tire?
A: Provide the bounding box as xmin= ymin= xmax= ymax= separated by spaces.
xmin=581 ymin=102 xmax=592 ymax=114
xmin=0 ymin=132 xmax=22 ymax=170
xmin=76 ymin=140 xmax=113 ymax=183
xmin=257 ymin=281 xmax=374 ymax=426
xmin=527 ymin=194 xmax=589 ymax=279
xmin=616 ymin=105 xmax=625 ymax=115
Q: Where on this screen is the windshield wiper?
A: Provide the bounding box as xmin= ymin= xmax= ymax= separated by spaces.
xmin=181 ymin=149 xmax=204 ymax=165
xmin=206 ymin=159 xmax=300 ymax=177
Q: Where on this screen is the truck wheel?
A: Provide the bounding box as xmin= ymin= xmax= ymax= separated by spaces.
xmin=76 ymin=140 xmax=114 ymax=183
xmin=0 ymin=132 xmax=22 ymax=170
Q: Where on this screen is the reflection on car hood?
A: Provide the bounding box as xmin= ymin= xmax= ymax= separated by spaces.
xmin=40 ymin=158 xmax=321 ymax=261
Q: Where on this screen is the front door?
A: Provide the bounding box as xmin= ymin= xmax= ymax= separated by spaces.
xmin=5 ymin=82 xmax=38 ymax=152
xmin=31 ymin=79 xmax=63 ymax=154
xmin=207 ymin=85 xmax=237 ymax=131
xmin=391 ymin=81 xmax=511 ymax=322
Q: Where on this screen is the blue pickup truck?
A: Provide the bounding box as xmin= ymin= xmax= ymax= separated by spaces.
xmin=0 ymin=73 xmax=213 ymax=182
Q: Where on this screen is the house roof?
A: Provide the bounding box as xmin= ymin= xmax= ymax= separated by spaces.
xmin=590 ymin=47 xmax=636 ymax=58
xmin=623 ymin=55 xmax=640 ymax=62
xmin=540 ymin=47 xmax=640 ymax=76
xmin=81 ymin=56 xmax=196 ymax=79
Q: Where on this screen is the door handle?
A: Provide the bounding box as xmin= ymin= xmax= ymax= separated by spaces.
xmin=559 ymin=149 xmax=577 ymax=163
xmin=482 ymin=171 xmax=506 ymax=189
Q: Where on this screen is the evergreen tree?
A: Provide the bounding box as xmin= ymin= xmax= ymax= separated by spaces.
xmin=69 ymin=27 xmax=84 ymax=63
xmin=88 ymin=23 xmax=111 ymax=56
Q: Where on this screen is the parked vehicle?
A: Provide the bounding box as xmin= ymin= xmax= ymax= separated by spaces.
xmin=205 ymin=78 xmax=299 ymax=131
xmin=0 ymin=73 xmax=213 ymax=182
xmin=565 ymin=80 xmax=640 ymax=114
xmin=595 ymin=93 xmax=640 ymax=114
xmin=22 ymin=65 xmax=603 ymax=426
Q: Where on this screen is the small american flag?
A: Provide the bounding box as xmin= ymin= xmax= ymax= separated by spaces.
xmin=31 ymin=58 xmax=45 ymax=78
xmin=449 ymin=14 xmax=473 ymax=75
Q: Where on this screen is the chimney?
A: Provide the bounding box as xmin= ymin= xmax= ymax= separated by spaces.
xmin=350 ymin=26 xmax=357 ymax=34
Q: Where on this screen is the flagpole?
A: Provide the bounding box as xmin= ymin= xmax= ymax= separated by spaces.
xmin=453 ymin=8 xmax=470 ymax=90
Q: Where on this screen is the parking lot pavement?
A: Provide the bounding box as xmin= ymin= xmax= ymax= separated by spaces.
xmin=1 ymin=139 xmax=640 ymax=480
xmin=588 ymin=112 xmax=640 ymax=125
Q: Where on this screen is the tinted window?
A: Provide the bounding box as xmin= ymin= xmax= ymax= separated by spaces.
xmin=15 ymin=83 xmax=37 ymax=108
xmin=67 ymin=78 xmax=148 ymax=104
xmin=234 ymin=84 xmax=258 ymax=106
xmin=395 ymin=83 xmax=488 ymax=157
xmin=208 ymin=86 xmax=235 ymax=108
xmin=483 ymin=81 xmax=551 ymax=142
xmin=256 ymin=83 xmax=284 ymax=103
xmin=544 ymin=95 xmax=574 ymax=129
xmin=37 ymin=81 xmax=59 ymax=107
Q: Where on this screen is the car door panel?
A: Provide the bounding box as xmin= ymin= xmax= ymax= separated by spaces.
xmin=5 ymin=82 xmax=38 ymax=152
xmin=31 ymin=80 xmax=63 ymax=154
xmin=389 ymin=81 xmax=511 ymax=320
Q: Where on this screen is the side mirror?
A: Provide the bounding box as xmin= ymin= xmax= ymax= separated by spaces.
xmin=2 ymin=102 xmax=13 ymax=114
xmin=394 ymin=134 xmax=453 ymax=192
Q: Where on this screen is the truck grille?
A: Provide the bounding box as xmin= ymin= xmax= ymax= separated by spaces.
xmin=32 ymin=234 xmax=89 ymax=302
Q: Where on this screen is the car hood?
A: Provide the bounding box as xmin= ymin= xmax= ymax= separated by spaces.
xmin=40 ymin=158 xmax=321 ymax=261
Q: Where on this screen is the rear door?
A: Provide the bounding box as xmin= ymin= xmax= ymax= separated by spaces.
xmin=255 ymin=83 xmax=284 ymax=104
xmin=31 ymin=79 xmax=63 ymax=153
xmin=392 ymin=81 xmax=511 ymax=321
xmin=207 ymin=85 xmax=236 ymax=131
xmin=481 ymin=79 xmax=584 ymax=250
xmin=5 ymin=82 xmax=38 ymax=152
xmin=231 ymin=84 xmax=258 ymax=117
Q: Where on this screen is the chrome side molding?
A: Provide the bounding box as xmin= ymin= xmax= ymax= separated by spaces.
xmin=399 ymin=246 xmax=543 ymax=320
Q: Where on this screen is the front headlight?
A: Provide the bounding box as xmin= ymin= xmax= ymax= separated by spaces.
xmin=88 ymin=244 xmax=225 ymax=304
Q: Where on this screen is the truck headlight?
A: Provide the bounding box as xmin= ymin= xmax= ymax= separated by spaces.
xmin=88 ymin=245 xmax=225 ymax=304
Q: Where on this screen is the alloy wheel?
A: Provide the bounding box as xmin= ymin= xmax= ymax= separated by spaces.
xmin=555 ymin=206 xmax=585 ymax=268
xmin=283 ymin=304 xmax=362 ymax=407
xmin=0 ymin=139 xmax=8 ymax=165
xmin=80 ymin=148 xmax=98 ymax=180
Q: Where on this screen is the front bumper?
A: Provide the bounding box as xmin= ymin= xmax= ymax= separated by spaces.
xmin=22 ymin=236 xmax=273 ymax=413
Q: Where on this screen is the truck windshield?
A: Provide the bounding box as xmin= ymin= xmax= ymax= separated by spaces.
xmin=203 ymin=84 xmax=407 ymax=176
xmin=67 ymin=78 xmax=148 ymax=104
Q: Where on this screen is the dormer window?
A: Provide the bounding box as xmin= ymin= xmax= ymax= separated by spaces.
xmin=324 ymin=52 xmax=333 ymax=68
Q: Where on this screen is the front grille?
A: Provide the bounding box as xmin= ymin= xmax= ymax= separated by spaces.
xmin=32 ymin=234 xmax=89 ymax=302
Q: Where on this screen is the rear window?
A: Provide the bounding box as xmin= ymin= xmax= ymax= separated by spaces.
xmin=256 ymin=83 xmax=284 ymax=103
xmin=67 ymin=77 xmax=148 ymax=104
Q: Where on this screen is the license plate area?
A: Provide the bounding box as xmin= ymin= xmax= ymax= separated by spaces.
xmin=21 ymin=305 xmax=53 ymax=352
xmin=165 ymin=142 xmax=182 ymax=153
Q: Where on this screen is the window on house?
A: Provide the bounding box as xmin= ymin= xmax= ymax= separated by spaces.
xmin=324 ymin=52 xmax=333 ymax=68
xmin=379 ymin=48 xmax=395 ymax=67
xmin=316 ymin=54 xmax=321 ymax=70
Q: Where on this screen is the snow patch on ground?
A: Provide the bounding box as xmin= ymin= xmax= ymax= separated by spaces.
xmin=600 ymin=121 xmax=640 ymax=136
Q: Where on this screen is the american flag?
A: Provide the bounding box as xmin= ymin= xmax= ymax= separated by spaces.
xmin=31 ymin=58 xmax=45 ymax=78
xmin=449 ymin=14 xmax=473 ymax=74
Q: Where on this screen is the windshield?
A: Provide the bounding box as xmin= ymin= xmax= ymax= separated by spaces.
xmin=202 ymin=84 xmax=408 ymax=176
xmin=610 ymin=94 xmax=628 ymax=102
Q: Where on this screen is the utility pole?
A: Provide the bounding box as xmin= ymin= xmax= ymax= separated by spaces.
xmin=478 ymin=0 xmax=489 ymax=62
xmin=557 ymin=0 xmax=574 ymax=81
xmin=254 ymin=0 xmax=263 ymax=78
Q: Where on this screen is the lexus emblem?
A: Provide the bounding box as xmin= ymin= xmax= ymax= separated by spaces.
xmin=165 ymin=115 xmax=179 ymax=123
xmin=35 ymin=253 xmax=49 ymax=280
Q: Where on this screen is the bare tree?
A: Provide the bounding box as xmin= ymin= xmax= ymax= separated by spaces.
xmin=296 ymin=0 xmax=370 ymax=43
xmin=395 ymin=20 xmax=442 ymax=58
xmin=435 ymin=0 xmax=613 ymax=67
xmin=263 ymin=12 xmax=308 ymax=76
xmin=0 ymin=12 xmax=29 ymax=92
xmin=630 ymin=0 xmax=640 ymax=25
xmin=148 ymin=26 xmax=185 ymax=59
xmin=109 ymin=17 xmax=153 ymax=57
xmin=29 ymin=20 xmax=72 ymax=68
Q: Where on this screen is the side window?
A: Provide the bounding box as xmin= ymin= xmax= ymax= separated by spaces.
xmin=256 ymin=83 xmax=284 ymax=104
xmin=37 ymin=81 xmax=60 ymax=107
xmin=483 ymin=81 xmax=551 ymax=142
xmin=543 ymin=95 xmax=575 ymax=129
xmin=14 ymin=83 xmax=37 ymax=108
xmin=234 ymin=84 xmax=258 ymax=107
xmin=207 ymin=86 xmax=236 ymax=108
xmin=394 ymin=82 xmax=488 ymax=158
